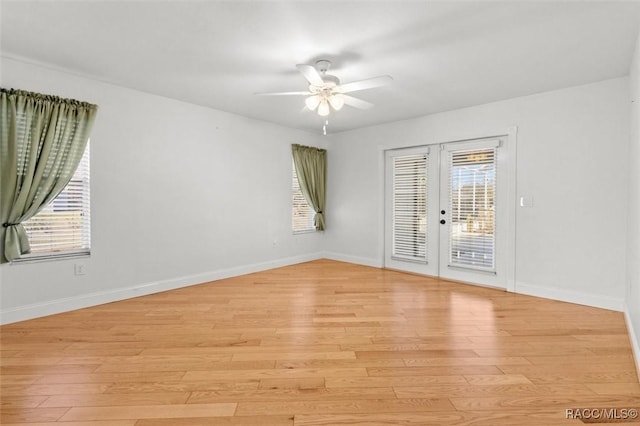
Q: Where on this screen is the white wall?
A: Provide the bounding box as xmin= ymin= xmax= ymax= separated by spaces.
xmin=0 ymin=57 xmax=633 ymax=326
xmin=0 ymin=57 xmax=324 ymax=323
xmin=324 ymin=77 xmax=630 ymax=310
xmin=627 ymin=31 xmax=640 ymax=376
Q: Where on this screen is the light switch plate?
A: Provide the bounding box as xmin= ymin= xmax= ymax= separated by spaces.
xmin=520 ymin=196 xmax=534 ymax=207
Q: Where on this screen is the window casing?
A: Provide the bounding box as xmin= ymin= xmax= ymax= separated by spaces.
xmin=19 ymin=143 xmax=91 ymax=260
xmin=292 ymin=160 xmax=315 ymax=233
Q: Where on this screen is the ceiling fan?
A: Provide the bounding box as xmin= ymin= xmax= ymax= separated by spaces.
xmin=256 ymin=60 xmax=392 ymax=117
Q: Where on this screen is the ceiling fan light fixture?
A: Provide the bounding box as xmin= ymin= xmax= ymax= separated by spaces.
xmin=305 ymin=95 xmax=321 ymax=110
xmin=317 ymin=100 xmax=330 ymax=117
xmin=256 ymin=61 xmax=392 ymax=125
xmin=329 ymin=94 xmax=345 ymax=111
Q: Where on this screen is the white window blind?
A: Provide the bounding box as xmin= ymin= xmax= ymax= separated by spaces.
xmin=292 ymin=160 xmax=315 ymax=232
xmin=449 ymin=147 xmax=496 ymax=270
xmin=22 ymin=143 xmax=91 ymax=257
xmin=392 ymin=154 xmax=428 ymax=262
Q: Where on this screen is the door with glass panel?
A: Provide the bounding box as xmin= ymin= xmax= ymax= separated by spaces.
xmin=385 ymin=138 xmax=507 ymax=288
xmin=384 ymin=146 xmax=439 ymax=276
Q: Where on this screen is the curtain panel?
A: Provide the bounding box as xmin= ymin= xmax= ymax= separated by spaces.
xmin=292 ymin=144 xmax=327 ymax=231
xmin=0 ymin=88 xmax=98 ymax=263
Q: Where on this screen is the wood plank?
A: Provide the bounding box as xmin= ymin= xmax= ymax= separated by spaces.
xmin=585 ymin=382 xmax=640 ymax=395
xmin=525 ymin=355 xmax=633 ymax=365
xmin=0 ymin=394 xmax=49 ymax=408
xmin=39 ymin=391 xmax=191 ymax=407
xmin=0 ymin=357 xmax=63 ymax=366
xmin=2 ymin=421 xmax=135 ymax=426
xmin=464 ymin=374 xmax=532 ymax=385
xmin=34 ymin=371 xmax=186 ymax=384
xmin=525 ymin=371 xmax=639 ymax=384
xmin=1 ymin=383 xmax=110 ymax=396
xmin=103 ymin=380 xmax=260 ymax=393
xmin=1 ymin=364 xmax=100 ymax=375
xmin=232 ymin=352 xmax=355 ymax=361
xmin=257 ymin=336 xmax=372 ymax=346
xmin=182 ymin=368 xmax=368 ymax=381
xmin=367 ymin=366 xmax=503 ymax=376
xmin=59 ymin=403 xmax=237 ymax=421
xmin=259 ymin=378 xmax=325 ymax=390
xmin=235 ymin=398 xmax=454 ymax=416
xmin=55 ymin=354 xmax=233 ymax=365
xmin=498 ymin=363 xmax=637 ymax=375
xmin=139 ymin=344 xmax=342 ymax=356
xmin=449 ymin=395 xmax=640 ymax=411
xmin=94 ymin=360 xmax=275 ymax=373
xmin=135 ymin=416 xmax=294 ymax=425
xmin=0 ymin=407 xmax=69 ymax=424
xmin=393 ymin=383 xmax=596 ymax=398
xmin=293 ymin=411 xmax=583 ymax=425
xmin=403 ymin=357 xmax=531 ymax=366
xmin=187 ymin=387 xmax=396 ymax=403
xmin=0 ymin=375 xmax=42 ymax=385
xmin=355 ymin=349 xmax=478 ymax=359
xmin=325 ymin=376 xmax=469 ymax=388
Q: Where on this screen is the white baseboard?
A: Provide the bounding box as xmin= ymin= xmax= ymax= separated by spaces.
xmin=322 ymin=251 xmax=383 ymax=268
xmin=624 ymin=303 xmax=640 ymax=382
xmin=516 ymin=281 xmax=624 ymax=312
xmin=0 ymin=252 xmax=324 ymax=325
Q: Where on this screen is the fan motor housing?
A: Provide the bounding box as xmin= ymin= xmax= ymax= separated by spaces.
xmin=315 ymin=59 xmax=332 ymax=73
xmin=314 ymin=59 xmax=340 ymax=87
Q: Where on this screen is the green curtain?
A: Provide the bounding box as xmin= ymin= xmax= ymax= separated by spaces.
xmin=0 ymin=88 xmax=98 ymax=263
xmin=292 ymin=144 xmax=326 ymax=231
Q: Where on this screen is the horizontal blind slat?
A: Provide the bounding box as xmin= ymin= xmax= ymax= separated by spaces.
xmin=392 ymin=153 xmax=427 ymax=262
xmin=448 ymin=147 xmax=496 ymax=270
xmin=292 ymin=160 xmax=315 ymax=232
xmin=22 ymin=142 xmax=91 ymax=255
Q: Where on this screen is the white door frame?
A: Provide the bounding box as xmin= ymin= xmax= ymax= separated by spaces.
xmin=384 ymin=145 xmax=439 ymax=277
xmin=380 ymin=127 xmax=517 ymax=292
xmin=439 ymin=138 xmax=504 ymax=288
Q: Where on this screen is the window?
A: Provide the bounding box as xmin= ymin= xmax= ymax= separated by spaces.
xmin=391 ymin=153 xmax=428 ymax=262
xmin=448 ymin=147 xmax=496 ymax=270
xmin=292 ymin=160 xmax=315 ymax=232
xmin=21 ymin=143 xmax=91 ymax=259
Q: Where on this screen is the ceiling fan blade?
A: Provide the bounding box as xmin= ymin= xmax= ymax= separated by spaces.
xmin=255 ymin=91 xmax=311 ymax=96
xmin=343 ymin=95 xmax=374 ymax=109
xmin=336 ymin=75 xmax=393 ymax=93
xmin=296 ymin=64 xmax=324 ymax=86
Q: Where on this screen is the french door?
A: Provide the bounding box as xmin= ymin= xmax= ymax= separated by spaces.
xmin=384 ymin=138 xmax=509 ymax=288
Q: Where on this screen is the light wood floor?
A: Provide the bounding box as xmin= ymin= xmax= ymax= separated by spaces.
xmin=1 ymin=259 xmax=639 ymax=425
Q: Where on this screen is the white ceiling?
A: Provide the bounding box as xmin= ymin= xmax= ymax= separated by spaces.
xmin=2 ymin=1 xmax=639 ymax=134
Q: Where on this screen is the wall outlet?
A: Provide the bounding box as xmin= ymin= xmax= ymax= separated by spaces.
xmin=74 ymin=263 xmax=86 ymax=276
